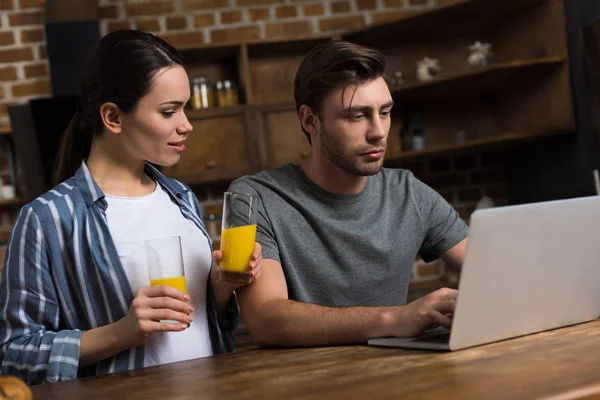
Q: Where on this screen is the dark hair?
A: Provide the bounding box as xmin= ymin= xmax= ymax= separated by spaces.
xmin=293 ymin=40 xmax=387 ymax=145
xmin=54 ymin=30 xmax=185 ymax=184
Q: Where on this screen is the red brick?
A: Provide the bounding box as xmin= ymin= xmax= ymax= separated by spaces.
xmin=107 ymin=21 xmax=131 ymax=33
xmin=481 ymin=151 xmax=505 ymax=167
xmin=457 ymin=187 xmax=482 ymax=202
xmin=249 ymin=8 xmax=270 ymax=21
xmin=181 ymin=0 xmax=229 ymax=11
xmin=453 ymin=154 xmax=477 ymax=170
xmin=19 ymin=0 xmax=44 ymax=8
xmin=438 ymin=189 xmax=454 ymax=203
xmin=24 ymin=63 xmax=48 ymax=78
xmin=371 ymin=10 xmax=415 ymax=24
xmin=0 ymin=32 xmax=14 ymax=46
xmin=161 ymin=32 xmax=205 ymax=48
xmin=357 ymin=0 xmax=377 ymax=10
xmin=331 ymin=1 xmax=350 ymax=14
xmin=126 ymin=1 xmax=173 ymax=17
xmin=0 ymin=47 xmax=34 ymax=63
xmin=0 ymin=66 xmax=17 ymax=81
xmin=236 ymin=0 xmax=279 ymax=5
xmin=319 ymin=16 xmax=364 ymax=31
xmin=265 ymin=20 xmax=312 ymax=39
xmin=399 ymin=160 xmax=426 ymax=176
xmin=429 ymin=157 xmax=451 ymax=174
xmin=99 ymin=5 xmax=119 ymax=19
xmin=383 ymin=0 xmax=404 ymax=6
xmin=210 ymin=26 xmax=260 ymax=44
xmin=456 ymin=205 xmax=475 ymax=221
xmin=9 ymin=11 xmax=44 ymax=26
xmin=11 ymin=80 xmax=51 ymax=97
xmin=20 ymin=28 xmax=44 ymax=43
xmin=303 ymin=3 xmax=324 ymax=16
xmin=221 ymin=10 xmax=242 ymax=24
xmin=409 ymin=0 xmax=430 ymax=4
xmin=0 ymin=0 xmax=14 ymax=10
xmin=136 ymin=18 xmax=160 ymax=32
xmin=0 ymin=86 xmax=5 ymax=99
xmin=422 ymin=173 xmax=466 ymax=189
xmin=39 ymin=44 xmax=46 ymax=59
xmin=194 ymin=14 xmax=215 ymax=28
xmin=485 ymin=184 xmax=507 ymax=201
xmin=471 ymin=169 xmax=504 ymax=184
xmin=275 ymin=6 xmax=297 ymax=19
xmin=0 ymin=104 xmax=7 ymax=117
xmin=166 ymin=16 xmax=187 ymax=30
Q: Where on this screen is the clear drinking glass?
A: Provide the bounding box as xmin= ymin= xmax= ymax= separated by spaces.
xmin=219 ymin=192 xmax=258 ymax=285
xmin=145 ymin=236 xmax=187 ymax=294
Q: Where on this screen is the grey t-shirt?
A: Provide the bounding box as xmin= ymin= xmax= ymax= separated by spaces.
xmin=229 ymin=164 xmax=468 ymax=307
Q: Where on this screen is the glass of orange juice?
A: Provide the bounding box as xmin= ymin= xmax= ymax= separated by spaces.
xmin=145 ymin=236 xmax=187 ymax=294
xmin=219 ymin=192 xmax=257 ymax=285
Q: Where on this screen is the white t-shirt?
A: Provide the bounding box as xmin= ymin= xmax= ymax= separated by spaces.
xmin=105 ymin=183 xmax=213 ymax=367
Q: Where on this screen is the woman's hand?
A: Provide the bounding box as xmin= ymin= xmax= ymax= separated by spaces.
xmin=114 ymin=285 xmax=194 ymax=349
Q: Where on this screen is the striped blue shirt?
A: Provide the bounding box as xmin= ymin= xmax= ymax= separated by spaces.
xmin=0 ymin=162 xmax=236 ymax=385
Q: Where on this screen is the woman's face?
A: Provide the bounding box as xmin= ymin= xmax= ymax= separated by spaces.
xmin=119 ymin=65 xmax=193 ymax=167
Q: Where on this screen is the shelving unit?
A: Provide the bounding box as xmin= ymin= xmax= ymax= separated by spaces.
xmin=155 ymin=0 xmax=574 ymax=184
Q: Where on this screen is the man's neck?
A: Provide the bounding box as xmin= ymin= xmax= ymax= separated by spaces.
xmin=300 ymin=153 xmax=367 ymax=196
xmin=86 ymin=140 xmax=155 ymax=198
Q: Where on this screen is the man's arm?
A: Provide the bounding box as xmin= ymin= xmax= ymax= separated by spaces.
xmin=236 ymin=259 xmax=458 ymax=347
xmin=440 ymin=238 xmax=467 ymax=269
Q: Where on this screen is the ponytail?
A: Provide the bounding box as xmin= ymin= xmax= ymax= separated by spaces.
xmin=53 ymin=109 xmax=94 ymax=185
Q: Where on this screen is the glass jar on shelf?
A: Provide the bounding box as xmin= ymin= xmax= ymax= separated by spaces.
xmin=223 ymin=80 xmax=239 ymax=107
xmin=191 ymin=77 xmax=214 ymax=109
xmin=215 ymin=81 xmax=225 ymax=107
xmin=215 ymin=80 xmax=240 ymax=107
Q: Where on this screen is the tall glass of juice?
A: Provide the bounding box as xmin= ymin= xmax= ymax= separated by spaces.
xmin=145 ymin=236 xmax=187 ymax=294
xmin=219 ymin=192 xmax=257 ymax=285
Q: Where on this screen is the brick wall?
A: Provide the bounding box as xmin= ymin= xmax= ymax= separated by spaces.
xmin=0 ymin=0 xmax=439 ymax=126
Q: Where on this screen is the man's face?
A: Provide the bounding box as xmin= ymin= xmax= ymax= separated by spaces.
xmin=316 ymin=76 xmax=393 ymax=176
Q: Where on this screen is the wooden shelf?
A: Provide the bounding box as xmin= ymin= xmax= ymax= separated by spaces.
xmin=343 ymin=0 xmax=544 ymax=46
xmin=185 ymin=105 xmax=247 ymax=119
xmin=254 ymin=102 xmax=296 ymax=111
xmin=387 ymin=131 xmax=569 ymax=163
xmin=0 ymin=198 xmax=24 ymax=207
xmin=391 ymin=57 xmax=566 ymax=104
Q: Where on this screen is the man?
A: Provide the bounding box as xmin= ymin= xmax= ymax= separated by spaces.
xmin=221 ymin=41 xmax=468 ymax=347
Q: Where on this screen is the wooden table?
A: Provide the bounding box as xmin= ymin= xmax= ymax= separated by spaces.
xmin=31 ymin=320 xmax=600 ymax=400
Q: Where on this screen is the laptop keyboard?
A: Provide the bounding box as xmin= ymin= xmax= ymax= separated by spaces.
xmin=414 ymin=331 xmax=451 ymax=344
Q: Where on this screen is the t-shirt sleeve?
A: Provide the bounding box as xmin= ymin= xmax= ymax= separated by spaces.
xmin=409 ymin=174 xmax=468 ymax=262
xmin=227 ymin=179 xmax=281 ymax=263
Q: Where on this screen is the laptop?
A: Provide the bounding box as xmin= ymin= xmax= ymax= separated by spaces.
xmin=368 ymin=196 xmax=600 ymax=351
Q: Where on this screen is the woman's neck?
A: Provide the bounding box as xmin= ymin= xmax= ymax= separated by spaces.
xmin=86 ymin=140 xmax=155 ymax=197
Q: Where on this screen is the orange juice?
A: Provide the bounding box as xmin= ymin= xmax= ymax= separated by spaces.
xmin=221 ymin=224 xmax=256 ymax=272
xmin=150 ymin=275 xmax=187 ymax=293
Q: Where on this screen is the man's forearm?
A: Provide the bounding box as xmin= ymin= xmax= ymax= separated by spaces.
xmin=246 ymin=299 xmax=400 ymax=347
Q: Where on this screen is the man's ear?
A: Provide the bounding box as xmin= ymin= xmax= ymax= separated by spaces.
xmin=299 ymin=105 xmax=320 ymax=141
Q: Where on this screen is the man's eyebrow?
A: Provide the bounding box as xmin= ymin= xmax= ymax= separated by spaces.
xmin=345 ymin=101 xmax=394 ymax=113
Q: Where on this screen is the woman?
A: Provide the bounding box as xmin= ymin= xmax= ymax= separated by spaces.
xmin=0 ymin=30 xmax=261 ymax=385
